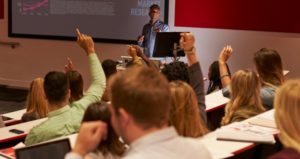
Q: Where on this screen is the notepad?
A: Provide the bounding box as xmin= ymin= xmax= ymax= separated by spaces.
xmin=216 ymin=122 xmax=276 ymax=144
xmin=249 ymin=117 xmax=277 ymax=129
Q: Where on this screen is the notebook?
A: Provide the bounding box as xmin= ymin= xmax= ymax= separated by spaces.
xmin=15 ymin=138 xmax=71 ymax=159
xmin=216 ymin=122 xmax=276 ymax=144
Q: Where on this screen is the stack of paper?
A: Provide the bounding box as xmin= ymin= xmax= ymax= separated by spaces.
xmin=249 ymin=117 xmax=277 ymax=129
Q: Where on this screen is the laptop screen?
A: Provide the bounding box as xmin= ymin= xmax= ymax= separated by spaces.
xmin=15 ymin=138 xmax=71 ymax=159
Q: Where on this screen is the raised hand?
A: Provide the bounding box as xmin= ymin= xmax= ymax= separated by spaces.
xmin=218 ymin=45 xmax=233 ymax=64
xmin=64 ymin=57 xmax=74 ymax=72
xmin=179 ymin=32 xmax=195 ymax=54
xmin=127 ymin=45 xmax=138 ymax=58
xmin=131 ymin=45 xmax=144 ymax=57
xmin=76 ymin=28 xmax=95 ymax=55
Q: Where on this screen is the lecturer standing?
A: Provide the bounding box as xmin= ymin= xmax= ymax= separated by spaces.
xmin=137 ymin=4 xmax=169 ymax=57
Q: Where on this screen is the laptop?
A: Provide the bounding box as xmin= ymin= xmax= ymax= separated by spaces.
xmin=15 ymin=138 xmax=71 ymax=159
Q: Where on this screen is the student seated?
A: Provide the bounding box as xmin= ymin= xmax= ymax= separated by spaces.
xmin=219 ymin=47 xmax=284 ymax=109
xmin=22 ymin=77 xmax=48 ymax=122
xmin=167 ymin=32 xmax=208 ymax=136
xmin=66 ymin=64 xmax=212 ymax=159
xmin=206 ymin=61 xmax=231 ymax=94
xmin=268 ymin=80 xmax=300 ymax=159
xmin=169 ymin=80 xmax=209 ymax=137
xmin=25 ymin=29 xmax=106 ymax=146
xmin=64 ymin=58 xmax=84 ymax=103
xmin=82 ymin=102 xmax=126 ymax=159
xmin=101 ymin=59 xmax=117 ymax=102
xmin=126 ymin=45 xmax=160 ymax=71
xmin=161 ymin=33 xmax=207 ymax=123
xmin=221 ymin=70 xmax=265 ymax=125
xmin=66 ymin=70 xmax=84 ymax=103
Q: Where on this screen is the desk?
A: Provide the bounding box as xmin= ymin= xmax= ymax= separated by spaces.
xmin=0 ymin=118 xmax=47 ymax=148
xmin=205 ymin=90 xmax=229 ymax=112
xmin=200 ymin=109 xmax=280 ymax=159
xmin=205 ymin=90 xmax=229 ymax=130
xmin=3 ymin=109 xmax=26 ymax=126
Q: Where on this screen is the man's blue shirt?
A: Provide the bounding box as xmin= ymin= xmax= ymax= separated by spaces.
xmin=138 ymin=20 xmax=169 ymax=57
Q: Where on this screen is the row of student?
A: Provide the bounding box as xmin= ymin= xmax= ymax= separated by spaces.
xmin=21 ymin=53 xmax=118 ymax=122
xmin=21 ymin=38 xmax=281 ymax=128
xmin=21 ymin=37 xmax=283 ymax=125
xmin=11 ymin=29 xmax=292 ymax=158
xmin=76 ymin=80 xmax=300 ymax=159
xmin=65 ymin=32 xmax=299 ymax=158
xmin=66 ymin=32 xmax=212 ymax=158
xmin=15 ymin=30 xmax=211 ymax=156
xmin=20 ymin=32 xmax=282 ymax=135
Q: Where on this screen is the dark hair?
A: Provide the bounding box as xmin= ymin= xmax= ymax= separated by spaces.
xmin=66 ymin=70 xmax=83 ymax=103
xmin=109 ymin=67 xmax=171 ymax=129
xmin=254 ymin=48 xmax=284 ymax=86
xmin=207 ymin=61 xmax=231 ymax=94
xmin=102 ymin=59 xmax=117 ymax=79
xmin=44 ymin=71 xmax=69 ymax=105
xmin=82 ymin=102 xmax=126 ymax=156
xmin=161 ymin=61 xmax=190 ymax=83
xmin=150 ymin=4 xmax=160 ymax=11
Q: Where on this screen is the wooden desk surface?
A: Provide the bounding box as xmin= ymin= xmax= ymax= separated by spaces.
xmin=3 ymin=109 xmax=26 ymax=126
xmin=0 ymin=118 xmax=47 ymax=143
xmin=205 ymin=90 xmax=229 ymax=112
xmin=201 ymin=109 xmax=277 ymax=158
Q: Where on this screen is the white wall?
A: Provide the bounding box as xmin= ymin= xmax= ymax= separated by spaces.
xmin=168 ymin=1 xmax=300 ymax=81
xmin=0 ymin=0 xmax=299 ymax=88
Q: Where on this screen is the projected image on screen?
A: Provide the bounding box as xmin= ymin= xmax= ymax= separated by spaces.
xmin=9 ymin=0 xmax=169 ymax=44
xmin=19 ymin=0 xmax=49 ymax=15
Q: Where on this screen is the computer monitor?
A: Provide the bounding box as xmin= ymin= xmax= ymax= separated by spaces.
xmin=153 ymin=32 xmax=185 ymax=57
xmin=15 ymin=138 xmax=71 ymax=159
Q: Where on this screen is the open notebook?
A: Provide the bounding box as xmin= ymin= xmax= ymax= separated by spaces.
xmin=216 ymin=122 xmax=276 ymax=144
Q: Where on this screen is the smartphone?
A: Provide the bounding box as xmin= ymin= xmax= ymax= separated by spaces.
xmin=9 ymin=129 xmax=24 ymax=134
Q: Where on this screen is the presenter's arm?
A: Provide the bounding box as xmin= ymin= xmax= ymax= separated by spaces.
xmin=162 ymin=23 xmax=169 ymax=32
xmin=137 ymin=25 xmax=147 ymax=46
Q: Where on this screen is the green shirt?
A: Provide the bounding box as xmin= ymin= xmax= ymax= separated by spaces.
xmin=25 ymin=53 xmax=106 ymax=145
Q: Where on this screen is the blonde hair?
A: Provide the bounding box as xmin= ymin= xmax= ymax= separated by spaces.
xmin=274 ymin=80 xmax=300 ymax=152
xmin=26 ymin=78 xmax=48 ymax=118
xmin=169 ymin=81 xmax=208 ymax=137
xmin=222 ymin=70 xmax=265 ymax=125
